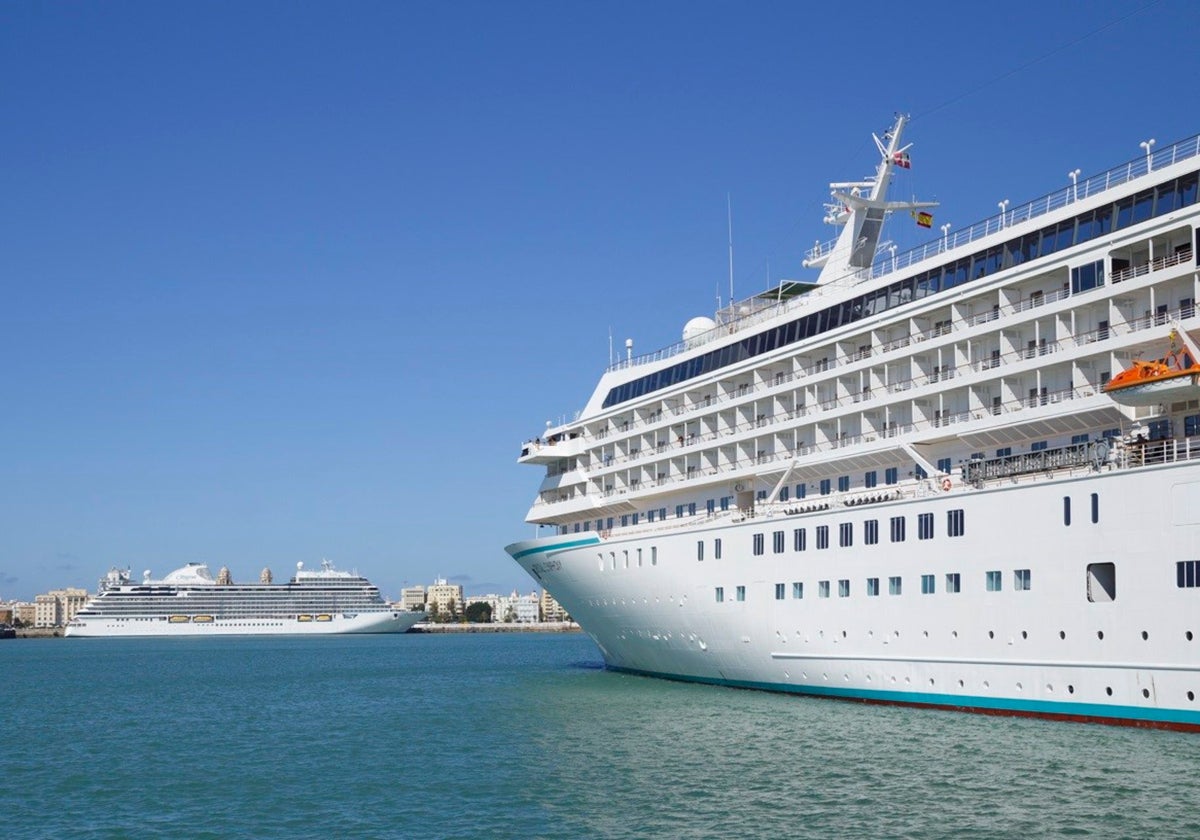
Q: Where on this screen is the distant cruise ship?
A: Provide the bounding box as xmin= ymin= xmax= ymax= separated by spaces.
xmin=508 ymin=114 xmax=1200 ymax=731
xmin=66 ymin=560 xmax=423 ymax=637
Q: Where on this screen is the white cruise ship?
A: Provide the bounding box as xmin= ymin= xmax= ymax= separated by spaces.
xmin=507 ymin=114 xmax=1200 ymax=731
xmin=66 ymin=560 xmax=423 ymax=637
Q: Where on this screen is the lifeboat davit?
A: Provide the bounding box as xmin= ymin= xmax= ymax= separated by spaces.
xmin=1103 ymin=333 xmax=1200 ymax=406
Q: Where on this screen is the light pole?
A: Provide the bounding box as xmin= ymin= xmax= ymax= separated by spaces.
xmin=1140 ymin=138 xmax=1156 ymax=172
xmin=940 ymin=223 xmax=951 ymax=252
xmin=998 ymin=200 xmax=1009 ymax=229
xmin=1068 ymin=168 xmax=1081 ymax=202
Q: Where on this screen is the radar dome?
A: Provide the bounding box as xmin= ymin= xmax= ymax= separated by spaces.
xmin=682 ymin=316 xmax=717 ymax=347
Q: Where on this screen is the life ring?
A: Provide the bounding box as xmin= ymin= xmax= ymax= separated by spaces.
xmin=941 ymin=477 xmax=952 ymax=492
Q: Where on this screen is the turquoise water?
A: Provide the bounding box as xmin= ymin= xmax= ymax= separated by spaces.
xmin=4 ymin=632 xmax=1199 ymax=839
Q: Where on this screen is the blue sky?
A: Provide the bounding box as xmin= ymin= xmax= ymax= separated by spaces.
xmin=1 ymin=0 xmax=1193 ymax=600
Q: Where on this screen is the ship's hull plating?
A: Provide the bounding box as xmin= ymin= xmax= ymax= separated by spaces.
xmin=508 ymin=462 xmax=1200 ymax=730
xmin=66 ymin=609 xmax=423 ymax=637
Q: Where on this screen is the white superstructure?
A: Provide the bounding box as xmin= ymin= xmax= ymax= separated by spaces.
xmin=507 ymin=114 xmax=1200 ymax=731
xmin=66 ymin=560 xmax=424 ymax=637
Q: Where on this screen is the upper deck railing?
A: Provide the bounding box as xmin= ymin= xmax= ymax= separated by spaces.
xmin=605 ymin=132 xmax=1200 ymax=376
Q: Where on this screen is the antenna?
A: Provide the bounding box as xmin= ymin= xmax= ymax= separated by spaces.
xmin=727 ymin=193 xmax=735 ymax=305
xmin=608 ymin=326 xmax=613 ymax=366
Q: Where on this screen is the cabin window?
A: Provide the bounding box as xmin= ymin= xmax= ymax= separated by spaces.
xmin=838 ymin=476 xmax=850 ymax=492
xmin=753 ymin=534 xmax=764 ymax=556
xmin=792 ymin=582 xmax=803 ymax=599
xmin=816 ymin=526 xmax=830 ymax=550
xmin=839 ymin=523 xmax=853 ymax=547
xmin=819 ymin=580 xmax=830 ymax=598
xmin=889 ymin=576 xmax=902 ymax=595
xmin=715 ymin=587 xmax=724 ymax=603
xmin=838 ymin=579 xmax=850 ymax=598
xmin=773 ymin=531 xmax=785 ymax=554
xmin=1090 ymin=562 xmax=1117 ymax=601
xmin=775 ymin=583 xmax=785 ymax=600
xmin=945 ymin=573 xmax=961 ymax=593
xmin=1177 ymin=560 xmax=1200 ymax=589
xmin=890 ymin=516 xmax=906 ymax=543
xmin=736 ymin=585 xmax=745 ymax=602
xmin=697 ymin=541 xmax=704 ymax=562
xmin=867 ymin=577 xmax=880 ymax=597
xmin=885 ymin=467 xmax=898 ymax=484
xmin=948 ymin=509 xmax=965 ymax=537
xmin=1063 ymin=497 xmax=1072 ymax=526
xmin=921 ymin=574 xmax=936 ymax=594
xmin=986 ymin=570 xmax=1002 ymax=591
xmin=918 ymin=513 xmax=935 ymax=540
xmin=1091 ymin=494 xmax=1099 ymax=524
xmin=1014 ymin=569 xmax=1032 ymax=591
xmin=793 ymin=528 xmax=806 ymax=552
xmin=864 ymin=520 xmax=879 ymax=545
xmin=820 ymin=479 xmax=832 ymax=495
xmin=865 ymin=470 xmax=877 ymax=488
xmin=714 ymin=539 xmax=722 ymax=560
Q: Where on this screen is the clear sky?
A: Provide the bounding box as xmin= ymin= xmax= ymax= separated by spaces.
xmin=1 ymin=0 xmax=1194 ymax=601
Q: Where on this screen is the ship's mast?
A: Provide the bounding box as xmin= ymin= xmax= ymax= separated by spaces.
xmin=805 ymin=114 xmax=938 ymax=285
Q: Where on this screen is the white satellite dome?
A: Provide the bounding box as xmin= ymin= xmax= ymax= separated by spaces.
xmin=682 ymin=316 xmax=716 ymax=347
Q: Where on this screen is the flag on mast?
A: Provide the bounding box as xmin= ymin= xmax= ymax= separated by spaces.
xmin=915 ymin=211 xmax=933 ymax=228
xmin=892 ymin=151 xmax=911 ymax=169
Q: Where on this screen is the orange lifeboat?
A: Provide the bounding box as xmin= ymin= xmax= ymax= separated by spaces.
xmin=1103 ymin=332 xmax=1200 ymax=407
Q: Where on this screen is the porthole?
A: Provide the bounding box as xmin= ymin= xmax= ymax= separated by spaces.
xmin=1189 ymin=691 xmax=1195 ymax=702
xmin=1060 ymin=630 xmax=1066 ymax=640
xmin=988 ymin=630 xmax=995 ymax=639
xmin=923 ymin=630 xmax=929 ymax=638
xmin=842 ymin=630 xmax=847 ymax=638
xmin=1106 ymin=686 xmax=1113 ymax=696
xmin=1142 ymin=688 xmax=1150 ymax=699
xmin=1021 ymin=630 xmax=1028 ymax=640
xmin=1068 ymin=685 xmax=1075 ymax=694
xmin=929 ymin=678 xmax=935 ymax=686
xmin=822 ymin=673 xmax=828 ymax=681
xmin=952 ymin=630 xmax=958 ymax=638
xmin=890 ymin=676 xmax=897 ymax=683
xmin=982 ymin=680 xmax=990 ymax=689
xmin=1046 ymin=684 xmax=1054 ymax=693
xmin=1015 ymin=682 xmax=1023 ymax=691
xmin=866 ymin=674 xmax=872 ymax=682
xmin=1141 ymin=630 xmax=1149 ymax=641
xmin=1187 ymin=631 xmax=1194 ymax=642
xmin=844 ymin=673 xmax=850 ymax=681
xmin=1098 ymin=630 xmax=1104 ymax=640
xmin=958 ymin=679 xmax=964 ymax=688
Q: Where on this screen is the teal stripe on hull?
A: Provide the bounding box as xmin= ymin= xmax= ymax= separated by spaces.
xmin=608 ymin=665 xmax=1200 ymax=730
xmin=510 ymin=536 xmax=601 ymax=560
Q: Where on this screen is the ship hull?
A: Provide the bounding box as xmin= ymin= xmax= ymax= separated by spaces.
xmin=508 ymin=461 xmax=1200 ymax=730
xmin=66 ymin=609 xmax=423 ymax=637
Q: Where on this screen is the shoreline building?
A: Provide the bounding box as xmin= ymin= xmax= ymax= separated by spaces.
xmin=34 ymin=588 xmax=89 ymax=628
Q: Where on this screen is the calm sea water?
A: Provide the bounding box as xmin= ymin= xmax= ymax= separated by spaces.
xmin=3 ymin=632 xmax=1198 ymax=839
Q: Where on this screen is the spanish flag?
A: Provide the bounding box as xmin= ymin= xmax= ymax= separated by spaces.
xmin=916 ymin=211 xmax=933 ymax=229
